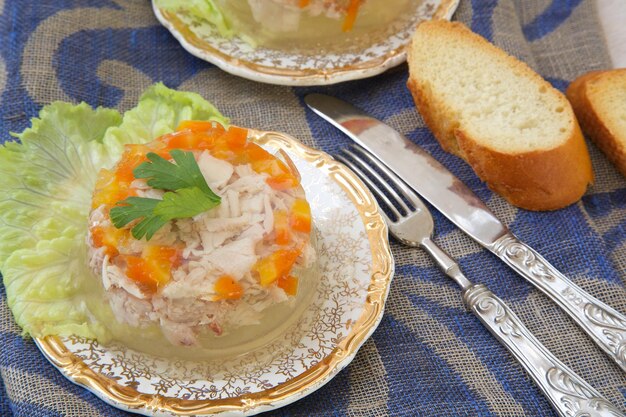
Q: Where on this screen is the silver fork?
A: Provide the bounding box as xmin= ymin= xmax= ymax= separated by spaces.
xmin=336 ymin=145 xmax=624 ymax=417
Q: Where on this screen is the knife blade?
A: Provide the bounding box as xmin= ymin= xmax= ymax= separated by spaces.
xmin=305 ymin=93 xmax=508 ymax=247
xmin=305 ymin=93 xmax=626 ymax=372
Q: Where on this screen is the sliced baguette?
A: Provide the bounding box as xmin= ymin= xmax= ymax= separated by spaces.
xmin=407 ymin=20 xmax=593 ymax=211
xmin=566 ymin=69 xmax=626 ymax=177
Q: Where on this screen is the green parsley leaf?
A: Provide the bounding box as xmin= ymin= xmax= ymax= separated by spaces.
xmin=111 ymin=188 xmax=221 ymax=241
xmin=110 ymin=149 xmax=223 ymax=240
xmin=110 ymin=197 xmax=161 ymax=228
xmin=130 ymin=215 xmax=169 ymax=241
xmin=134 ymin=150 xmax=217 ymax=199
xmin=155 ymin=187 xmax=221 ymax=220
xmin=110 ymin=197 xmax=169 ymax=240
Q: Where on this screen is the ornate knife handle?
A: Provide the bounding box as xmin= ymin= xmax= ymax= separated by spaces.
xmin=493 ymin=233 xmax=626 ymax=372
xmin=464 ymin=284 xmax=624 ymax=417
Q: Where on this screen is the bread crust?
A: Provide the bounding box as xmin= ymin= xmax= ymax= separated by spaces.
xmin=407 ymin=20 xmax=593 ymax=211
xmin=455 ymin=125 xmax=593 ymax=210
xmin=566 ymin=69 xmax=626 ymax=177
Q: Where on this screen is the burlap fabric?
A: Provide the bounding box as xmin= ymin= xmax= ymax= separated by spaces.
xmin=1 ymin=0 xmax=625 ymax=416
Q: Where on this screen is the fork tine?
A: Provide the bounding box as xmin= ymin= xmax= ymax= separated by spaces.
xmin=349 ymin=145 xmax=426 ymax=212
xmin=334 ymin=153 xmax=398 ymax=222
xmin=340 ymin=148 xmax=412 ymax=215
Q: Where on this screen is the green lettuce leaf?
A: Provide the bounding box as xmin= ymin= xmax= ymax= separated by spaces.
xmin=0 ymin=83 xmax=227 ymax=341
xmin=155 ymin=0 xmax=234 ymax=39
xmin=0 ymin=102 xmax=122 ymax=339
xmin=103 ymin=82 xmax=229 ymax=155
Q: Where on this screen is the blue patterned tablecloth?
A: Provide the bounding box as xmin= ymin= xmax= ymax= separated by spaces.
xmin=1 ymin=1 xmax=625 ymax=416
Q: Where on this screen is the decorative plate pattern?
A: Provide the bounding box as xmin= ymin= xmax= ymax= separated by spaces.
xmin=34 ymin=130 xmax=394 ymax=416
xmin=151 ymin=0 xmax=459 ymax=86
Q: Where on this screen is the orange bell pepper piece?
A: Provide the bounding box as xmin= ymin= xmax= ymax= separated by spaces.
xmin=290 ymin=199 xmax=311 ymax=233
xmin=91 ymin=226 xmax=128 ymax=257
xmin=253 ymin=249 xmax=300 ymax=287
xmin=273 ymin=210 xmax=291 ymax=245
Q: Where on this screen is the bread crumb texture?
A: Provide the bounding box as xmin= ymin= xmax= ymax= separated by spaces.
xmin=407 ymin=20 xmax=593 ymax=211
xmin=409 ymin=21 xmax=572 ymax=153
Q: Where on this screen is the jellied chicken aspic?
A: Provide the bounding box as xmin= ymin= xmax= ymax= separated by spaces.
xmin=245 ymin=0 xmax=365 ymax=32
xmin=87 ymin=122 xmax=315 ymax=346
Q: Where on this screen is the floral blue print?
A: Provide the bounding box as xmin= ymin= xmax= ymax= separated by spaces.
xmin=0 ymin=0 xmax=624 ymax=416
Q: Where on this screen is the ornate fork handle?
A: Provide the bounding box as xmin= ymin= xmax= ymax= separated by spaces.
xmin=492 ymin=233 xmax=626 ymax=372
xmin=465 ymin=285 xmax=624 ymax=417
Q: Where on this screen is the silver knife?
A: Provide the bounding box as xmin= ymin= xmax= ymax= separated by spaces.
xmin=305 ymin=93 xmax=626 ymax=372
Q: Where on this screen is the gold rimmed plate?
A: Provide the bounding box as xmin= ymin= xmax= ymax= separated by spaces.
xmin=34 ymin=130 xmax=394 ymax=416
xmin=151 ymin=0 xmax=459 ymax=86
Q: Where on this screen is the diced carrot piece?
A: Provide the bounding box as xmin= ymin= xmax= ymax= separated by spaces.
xmin=227 ymin=142 xmax=252 ymax=165
xmin=124 ymin=255 xmax=144 ymax=276
xmin=213 ymin=275 xmax=244 ymax=300
xmin=245 ymin=143 xmax=273 ymax=162
xmin=170 ymin=121 xmax=226 ymax=150
xmin=222 ymin=126 xmax=248 ymax=151
xmin=299 ymin=0 xmax=310 ymax=7
xmin=210 ymin=137 xmax=235 ymax=160
xmin=165 ymin=131 xmax=216 ymax=151
xmin=273 ymin=210 xmax=291 ymax=245
xmin=124 ymin=255 xmax=159 ymax=293
xmin=342 ymin=0 xmax=361 ymax=32
xmin=205 ymin=127 xmax=246 ymax=161
xmin=250 ymin=155 xmax=299 ymax=190
xmin=266 ymin=173 xmax=299 ymax=191
xmin=116 ymin=144 xmax=148 ymax=183
xmin=277 ymin=275 xmax=298 ymax=296
xmin=290 ymin=199 xmax=311 ymax=233
xmin=244 ymin=144 xmax=284 ymax=180
xmin=123 ymin=246 xmax=179 ymax=293
xmin=144 ymin=261 xmax=172 ymax=288
xmin=165 ymin=131 xmax=196 ymax=150
xmin=116 ymin=166 xmax=136 ymax=184
xmin=273 ymin=249 xmax=300 ymax=277
xmin=176 ymin=120 xmax=226 ymax=135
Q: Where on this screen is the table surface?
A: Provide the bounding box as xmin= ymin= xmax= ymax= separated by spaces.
xmin=0 ymin=2 xmax=625 ymax=417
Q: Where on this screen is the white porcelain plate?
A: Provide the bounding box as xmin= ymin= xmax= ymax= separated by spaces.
xmin=151 ymin=0 xmax=459 ymax=86
xmin=35 ymin=130 xmax=394 ymax=416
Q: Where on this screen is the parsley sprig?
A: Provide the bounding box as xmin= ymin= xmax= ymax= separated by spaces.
xmin=110 ymin=150 xmax=221 ymax=240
